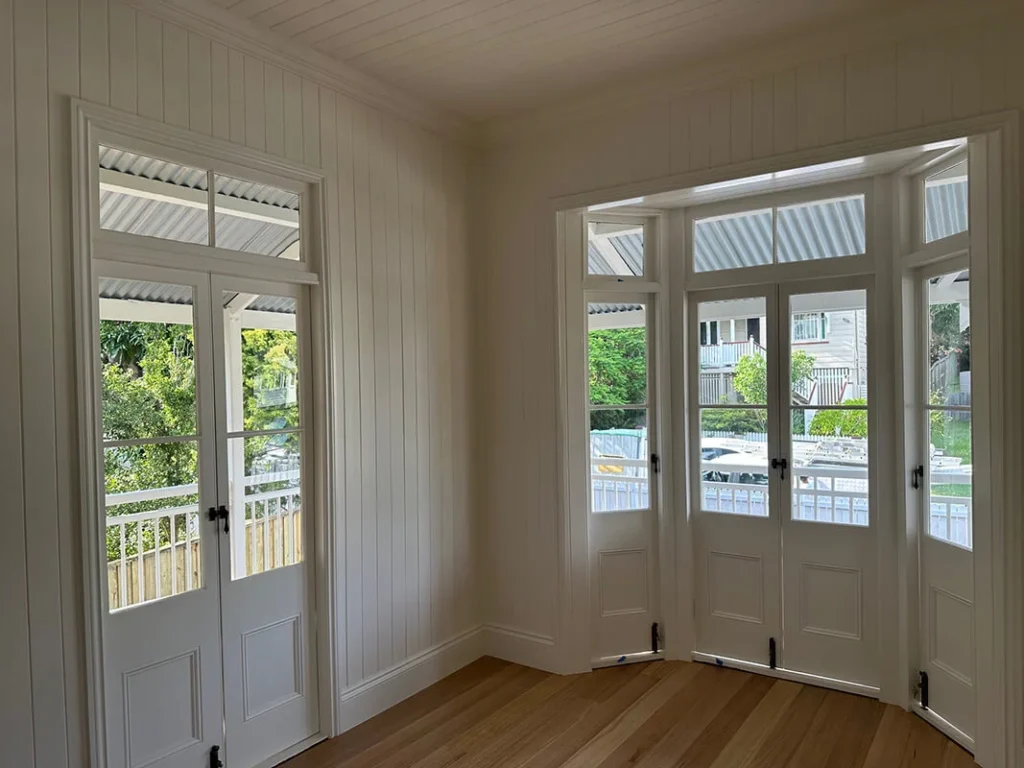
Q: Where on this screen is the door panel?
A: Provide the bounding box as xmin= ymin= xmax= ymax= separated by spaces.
xmin=780 ymin=285 xmax=877 ymax=686
xmin=212 ymin=278 xmax=319 ymax=766
xmin=692 ymin=291 xmax=781 ymax=666
xmin=98 ymin=267 xmax=224 ymax=768
xmin=588 ymin=299 xmax=660 ymax=663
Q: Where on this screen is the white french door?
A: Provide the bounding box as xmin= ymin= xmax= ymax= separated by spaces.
xmin=914 ymin=260 xmax=975 ymax=745
xmin=211 ymin=275 xmax=320 ymax=767
xmin=97 ymin=262 xmax=318 ymax=768
xmin=691 ymin=278 xmax=877 ymax=688
xmin=690 ymin=287 xmax=781 ymax=666
xmin=587 ymin=294 xmax=662 ymax=664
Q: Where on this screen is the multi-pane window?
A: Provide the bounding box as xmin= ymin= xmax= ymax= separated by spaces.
xmin=588 ymin=303 xmax=649 ymax=513
xmin=99 ymin=278 xmax=203 ymax=610
xmin=791 ymin=312 xmax=828 ymax=342
xmin=697 ymin=297 xmax=770 ymax=518
xmin=925 ymin=270 xmax=973 ymax=548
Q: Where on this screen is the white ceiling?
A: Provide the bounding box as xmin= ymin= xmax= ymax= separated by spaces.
xmin=206 ymin=0 xmax=913 ymax=120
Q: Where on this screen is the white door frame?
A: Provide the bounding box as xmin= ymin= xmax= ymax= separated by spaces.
xmin=552 ymin=113 xmax=1019 ymax=766
xmin=893 ymin=134 xmax=1003 ymax=761
xmin=559 ymin=209 xmax=674 ymax=673
xmin=71 ymin=101 xmax=338 ymax=767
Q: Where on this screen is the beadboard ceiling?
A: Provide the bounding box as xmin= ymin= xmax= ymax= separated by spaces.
xmin=205 ymin=0 xmax=911 ymax=119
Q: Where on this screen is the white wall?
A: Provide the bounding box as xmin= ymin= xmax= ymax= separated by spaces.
xmin=477 ymin=6 xmax=1024 ymax=674
xmin=0 ymin=0 xmax=476 ymax=765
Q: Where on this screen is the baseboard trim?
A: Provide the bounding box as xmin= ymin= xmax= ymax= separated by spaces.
xmin=483 ymin=624 xmax=561 ymax=673
xmin=337 ymin=626 xmax=485 ymax=733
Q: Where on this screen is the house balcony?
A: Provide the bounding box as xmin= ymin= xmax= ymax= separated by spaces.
xmin=699 ymin=338 xmax=765 ymax=370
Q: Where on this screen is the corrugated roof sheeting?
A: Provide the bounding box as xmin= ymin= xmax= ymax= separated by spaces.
xmin=214 ymin=174 xmax=299 ymax=211
xmin=100 ymin=190 xmax=299 ymax=257
xmin=777 ymin=196 xmax=865 ymax=263
xmin=214 ymin=213 xmax=299 ymax=258
xmin=587 ymin=232 xmax=644 ymax=276
xmin=99 ymin=277 xmax=296 ymax=314
xmin=694 ymin=209 xmax=773 ymax=273
xmin=925 ymin=179 xmax=968 ymax=243
xmin=99 ymin=145 xmax=300 ymax=212
xmin=588 ymin=302 xmax=643 ymax=315
xmin=100 ymin=190 xmax=210 ymax=246
xmin=100 ymin=146 xmax=208 ymax=190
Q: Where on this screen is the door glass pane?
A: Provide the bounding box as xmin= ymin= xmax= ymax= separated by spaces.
xmin=588 ymin=221 xmax=644 ymax=277
xmin=104 ymin=443 xmax=202 ymax=609
xmin=699 ymin=409 xmax=769 ymax=517
xmin=927 ymin=270 xmax=971 ymax=406
xmin=588 ymin=303 xmax=646 ymax=406
xmin=925 ymin=159 xmax=968 ymax=243
xmin=99 ymin=278 xmax=197 ymax=440
xmin=98 ymin=145 xmax=210 ymax=245
xmin=698 ymin=297 xmax=767 ymax=405
xmin=777 ymin=195 xmax=866 ymax=263
xmin=791 ymin=410 xmax=869 ymax=526
xmin=222 ymin=290 xmax=304 ymax=578
xmin=928 ymin=411 xmax=972 ymax=548
xmin=229 ymin=436 xmax=303 ymax=577
xmin=590 ymin=409 xmax=648 ymax=513
xmin=927 ymin=269 xmax=972 ymax=548
xmin=214 ymin=174 xmax=301 ymax=259
xmin=790 ymin=290 xmax=868 ymax=405
xmin=693 ymin=209 xmax=772 ymax=273
xmin=98 ymin=276 xmax=204 ymax=611
xmin=223 ymin=292 xmax=300 ymax=433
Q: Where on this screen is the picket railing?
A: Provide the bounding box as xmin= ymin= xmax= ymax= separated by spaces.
xmin=106 ymin=470 xmax=302 ymax=610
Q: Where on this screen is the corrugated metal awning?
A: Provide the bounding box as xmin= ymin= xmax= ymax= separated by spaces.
xmin=99 ymin=277 xmax=296 ymax=314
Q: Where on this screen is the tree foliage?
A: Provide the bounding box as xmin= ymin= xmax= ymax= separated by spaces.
xmin=929 ymin=301 xmax=970 ymax=372
xmin=101 ymin=318 xmax=299 ymax=561
xmin=729 ymin=350 xmax=816 ymax=432
xmin=588 ymin=327 xmax=646 ymax=430
xmin=809 ymin=398 xmax=868 ymax=437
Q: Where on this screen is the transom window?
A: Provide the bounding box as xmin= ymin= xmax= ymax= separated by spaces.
xmin=692 ymin=194 xmax=866 ymax=274
xmin=98 ymin=145 xmax=302 ymax=261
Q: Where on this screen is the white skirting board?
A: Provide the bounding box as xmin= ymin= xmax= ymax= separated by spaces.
xmin=334 ymin=623 xmax=563 ymax=736
xmin=483 ymin=624 xmax=560 ymax=673
xmin=336 ymin=626 xmax=486 ymax=733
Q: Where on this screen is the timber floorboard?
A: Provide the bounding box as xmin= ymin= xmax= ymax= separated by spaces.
xmin=283 ymin=658 xmax=975 ymax=768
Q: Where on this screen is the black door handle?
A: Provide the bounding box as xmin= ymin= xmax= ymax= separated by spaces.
xmin=207 ymin=506 xmax=229 ymax=533
xmin=771 ymin=457 xmax=788 ymax=481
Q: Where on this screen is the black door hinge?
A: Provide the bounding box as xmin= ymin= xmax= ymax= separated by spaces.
xmin=651 ymin=453 xmax=661 ymax=474
xmin=919 ymin=670 xmax=929 ymax=709
xmin=210 ymin=745 xmax=223 ymax=768
xmin=769 ymin=637 xmax=777 ymax=669
xmin=207 ymin=505 xmax=229 ymax=533
xmin=911 ymin=465 xmax=924 ymax=490
xmin=651 ymin=622 xmax=659 ymax=653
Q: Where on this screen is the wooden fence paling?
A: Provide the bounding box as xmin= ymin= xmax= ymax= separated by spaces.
xmin=107 ymin=511 xmax=303 ymax=608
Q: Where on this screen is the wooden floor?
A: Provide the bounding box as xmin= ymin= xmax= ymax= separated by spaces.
xmin=284 ymin=657 xmax=974 ymax=768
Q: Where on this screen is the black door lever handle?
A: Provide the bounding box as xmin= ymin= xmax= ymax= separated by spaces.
xmin=771 ymin=457 xmax=788 ymax=481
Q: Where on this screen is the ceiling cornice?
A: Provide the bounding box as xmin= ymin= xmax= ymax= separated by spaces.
xmin=479 ymin=0 xmax=1022 ymax=147
xmin=129 ymin=0 xmax=475 ymax=143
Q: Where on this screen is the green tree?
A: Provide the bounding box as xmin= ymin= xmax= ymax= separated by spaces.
xmin=101 ymin=319 xmax=300 ymax=561
xmin=809 ymin=398 xmax=868 ymax=437
xmin=731 ymin=350 xmax=816 ymax=432
xmin=588 ymin=327 xmax=646 ymax=430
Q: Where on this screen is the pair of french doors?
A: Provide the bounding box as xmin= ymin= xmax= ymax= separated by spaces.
xmin=96 ymin=260 xmax=318 ymax=768
xmin=690 ymin=277 xmax=878 ymax=688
